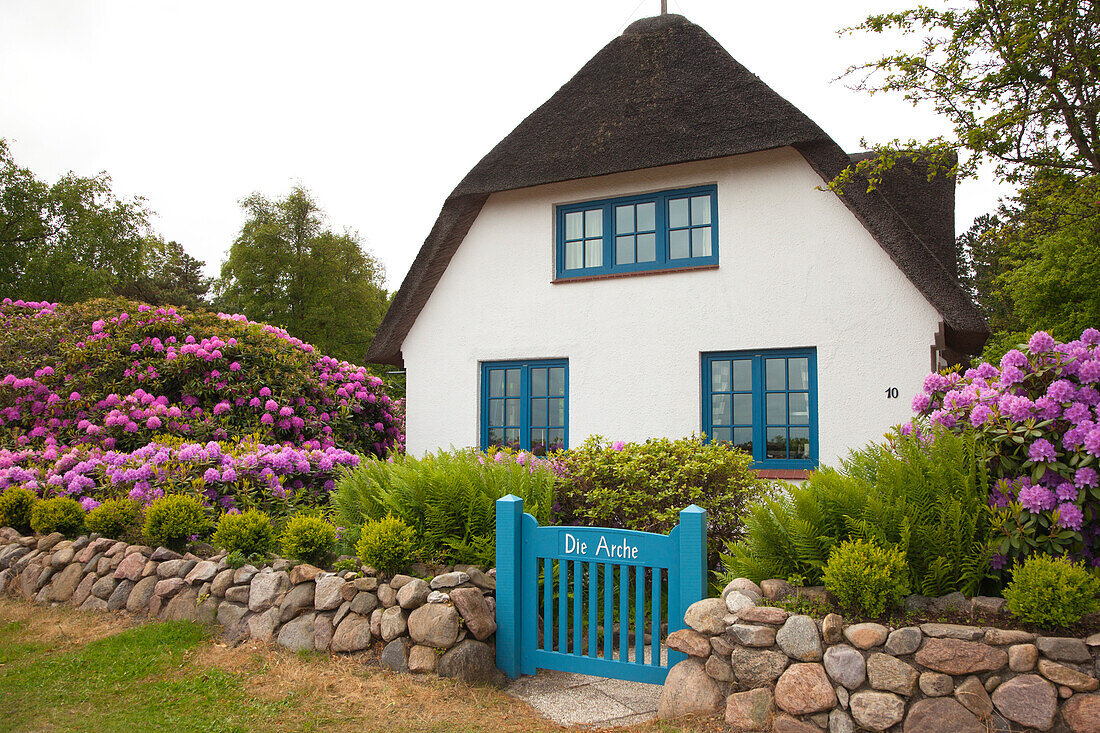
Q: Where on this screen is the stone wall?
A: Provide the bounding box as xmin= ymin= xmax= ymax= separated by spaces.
xmin=658 ymin=578 xmax=1100 ymax=732
xmin=0 ymin=527 xmax=503 ymax=685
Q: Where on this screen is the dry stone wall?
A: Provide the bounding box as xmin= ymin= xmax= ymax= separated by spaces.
xmin=659 ymin=578 xmax=1100 ymax=732
xmin=0 ymin=527 xmax=504 ymax=686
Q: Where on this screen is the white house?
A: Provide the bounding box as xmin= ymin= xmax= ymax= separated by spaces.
xmin=366 ymin=14 xmax=988 ymax=478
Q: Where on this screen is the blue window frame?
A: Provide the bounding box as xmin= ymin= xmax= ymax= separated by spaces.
xmin=481 ymin=359 xmax=568 ymax=455
xmin=555 ymin=185 xmax=718 ymax=279
xmin=702 ymin=348 xmax=818 ymax=469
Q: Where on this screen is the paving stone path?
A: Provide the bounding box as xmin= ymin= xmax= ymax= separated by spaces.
xmin=505 ymin=669 xmax=663 ymax=727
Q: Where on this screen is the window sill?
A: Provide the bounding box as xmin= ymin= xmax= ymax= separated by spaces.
xmin=552 ymin=263 xmax=718 ymax=284
xmin=755 ymin=468 xmax=813 ymax=480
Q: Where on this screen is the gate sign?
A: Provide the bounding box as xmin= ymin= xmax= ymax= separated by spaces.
xmin=495 ymin=495 xmax=707 ymax=685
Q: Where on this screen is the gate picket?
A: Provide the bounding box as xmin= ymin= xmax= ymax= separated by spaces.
xmin=495 ymin=495 xmax=706 ymax=684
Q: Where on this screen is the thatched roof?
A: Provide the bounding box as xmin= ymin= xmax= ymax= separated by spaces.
xmin=366 ymin=14 xmax=988 ymax=366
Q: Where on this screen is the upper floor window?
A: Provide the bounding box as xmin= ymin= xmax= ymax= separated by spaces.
xmin=702 ymin=348 xmax=818 ymax=469
xmin=481 ymin=359 xmax=568 ymax=455
xmin=555 ymin=185 xmax=718 ymax=279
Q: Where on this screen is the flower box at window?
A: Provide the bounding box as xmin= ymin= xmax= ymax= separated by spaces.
xmin=481 ymin=359 xmax=568 ymax=455
xmin=702 ymin=348 xmax=818 ymax=469
xmin=556 ymin=185 xmax=718 ymax=279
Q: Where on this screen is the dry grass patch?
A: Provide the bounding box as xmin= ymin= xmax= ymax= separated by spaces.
xmin=0 ymin=595 xmax=131 ymax=648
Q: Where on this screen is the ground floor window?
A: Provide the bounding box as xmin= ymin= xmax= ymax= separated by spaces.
xmin=702 ymin=348 xmax=817 ymax=469
xmin=481 ymin=359 xmax=568 ymax=455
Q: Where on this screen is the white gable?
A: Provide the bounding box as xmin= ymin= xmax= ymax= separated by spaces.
xmin=401 ymin=147 xmax=941 ymax=465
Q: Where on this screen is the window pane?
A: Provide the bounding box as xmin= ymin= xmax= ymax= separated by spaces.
xmin=711 ymin=394 xmax=732 ymax=426
xmin=765 ymin=359 xmax=785 ymax=391
xmin=733 ymin=360 xmax=752 ymax=391
xmin=584 ymin=209 xmax=602 ymax=237
xmin=531 ymin=428 xmax=547 ymax=456
xmin=766 ymin=427 xmax=787 ymax=459
xmin=506 ymin=369 xmax=521 ymax=396
xmin=616 ymin=235 xmax=635 ymax=265
xmin=531 ymin=398 xmax=548 ymax=426
xmin=489 ymin=399 xmax=504 ymax=426
xmin=565 ymin=240 xmax=583 ymax=270
xmin=616 ymin=205 xmax=634 ymax=234
xmin=505 ymin=428 xmax=521 ymax=450
xmin=565 ymin=212 xmax=583 ymax=240
xmin=487 ymin=427 xmax=503 ymax=447
xmin=733 ymin=427 xmax=753 ymax=455
xmin=734 ymin=394 xmax=752 ymax=424
xmin=711 ymin=427 xmax=731 ymax=444
xmin=766 ymin=393 xmax=786 ymax=425
xmin=548 ymin=429 xmax=565 ymax=451
xmin=691 ymin=195 xmax=711 ymax=225
xmin=506 ymin=398 xmax=521 ymax=425
xmin=636 ymin=233 xmax=656 ymax=262
xmin=489 ymin=370 xmax=505 ymax=398
xmin=790 ymin=428 xmax=810 ymax=459
xmin=637 ymin=202 xmax=655 ymax=231
xmin=531 ymin=368 xmax=548 ymax=396
xmin=669 ymin=198 xmax=689 ymax=228
xmin=549 ymin=368 xmax=565 ymax=396
xmin=711 ymin=361 xmax=731 ymax=392
xmin=789 ymin=393 xmax=809 ymax=425
xmin=691 ymin=226 xmax=712 ymax=257
xmin=548 ymin=398 xmax=565 ymax=426
xmin=669 ymin=229 xmax=690 ymax=259
xmin=584 ymin=238 xmax=602 ymax=268
xmin=788 ymin=358 xmax=809 ymax=389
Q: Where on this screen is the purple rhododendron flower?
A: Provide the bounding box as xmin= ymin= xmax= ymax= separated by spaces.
xmin=1018 ymin=484 xmax=1057 ymax=512
xmin=969 ymin=404 xmax=994 ymax=425
xmin=1085 ymin=427 xmax=1100 ymax=457
xmin=80 ymin=497 xmax=100 ymax=512
xmin=911 ymin=392 xmax=931 ymax=412
xmin=1055 ymin=482 xmax=1078 ymax=502
xmin=1028 ymin=331 xmax=1055 ymax=353
xmin=1028 ymin=439 xmax=1057 ymax=462
xmin=1047 ymin=380 xmax=1076 ymax=402
xmin=1057 ymin=502 xmax=1085 ymax=530
xmin=1083 ymin=328 xmax=1100 ymax=345
xmin=1001 ymin=349 xmax=1028 ymax=369
xmin=611 ymin=440 xmax=626 ymax=451
xmin=1075 ymin=466 xmax=1099 ymax=488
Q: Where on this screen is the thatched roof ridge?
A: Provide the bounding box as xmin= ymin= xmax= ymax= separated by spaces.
xmin=366 ymin=14 xmax=988 ymax=366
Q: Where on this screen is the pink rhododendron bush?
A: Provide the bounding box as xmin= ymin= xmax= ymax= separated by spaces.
xmin=913 ymin=328 xmax=1100 ymax=570
xmin=0 ymin=297 xmax=403 ymax=517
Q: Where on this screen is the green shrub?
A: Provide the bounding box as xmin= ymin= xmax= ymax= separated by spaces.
xmin=281 ymin=514 xmax=337 ymax=566
xmin=212 ymin=509 xmax=276 ymax=557
xmin=332 ymin=448 xmax=555 ymax=566
xmin=722 ymin=426 xmax=992 ymax=596
xmin=356 ymin=515 xmax=417 ymax=576
xmin=0 ymin=487 xmax=37 ymax=533
xmin=30 ymin=497 xmax=84 ymax=536
xmin=822 ymin=539 xmax=910 ymax=617
xmin=85 ymin=498 xmax=141 ymax=540
xmin=1004 ymin=554 xmax=1100 ymax=626
xmin=143 ymin=494 xmax=212 ymax=551
xmin=554 ymin=435 xmax=767 ymax=568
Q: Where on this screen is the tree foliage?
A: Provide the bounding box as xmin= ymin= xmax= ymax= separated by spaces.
xmin=0 ymin=138 xmax=210 ymax=308
xmin=833 ymin=0 xmax=1100 ymax=191
xmin=215 ymin=187 xmax=388 ymax=365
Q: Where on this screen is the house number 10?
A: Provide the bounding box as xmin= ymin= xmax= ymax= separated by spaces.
xmin=885 ymin=387 xmax=899 ymax=399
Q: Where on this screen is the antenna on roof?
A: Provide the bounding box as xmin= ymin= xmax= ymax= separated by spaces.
xmin=660 ymin=0 xmax=667 ymax=13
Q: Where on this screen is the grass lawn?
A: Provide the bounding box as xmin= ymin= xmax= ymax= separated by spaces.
xmin=0 ymin=597 xmax=721 ymax=733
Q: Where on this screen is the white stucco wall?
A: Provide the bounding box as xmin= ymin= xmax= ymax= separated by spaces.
xmin=400 ymin=147 xmax=943 ymax=467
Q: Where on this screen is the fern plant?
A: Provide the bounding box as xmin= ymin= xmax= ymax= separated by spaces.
xmin=331 ymin=449 xmax=555 ymax=566
xmin=720 ymin=426 xmax=994 ymax=596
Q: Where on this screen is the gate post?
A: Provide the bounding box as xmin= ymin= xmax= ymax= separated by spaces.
xmin=495 ymin=494 xmax=524 ymax=679
xmin=674 ymin=504 xmax=707 ymax=631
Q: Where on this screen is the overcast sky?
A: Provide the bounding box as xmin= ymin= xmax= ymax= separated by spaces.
xmin=0 ymin=0 xmax=1012 ymax=290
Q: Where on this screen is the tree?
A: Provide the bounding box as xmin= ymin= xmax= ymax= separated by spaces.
xmin=0 ymin=139 xmax=151 ymax=302
xmin=833 ymin=0 xmax=1100 ymax=191
xmin=115 ymin=236 xmax=212 ymax=309
xmin=215 ymin=186 xmax=389 ymax=364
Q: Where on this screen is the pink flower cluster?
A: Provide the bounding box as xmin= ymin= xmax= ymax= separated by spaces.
xmin=911 ymin=328 xmax=1100 ymax=566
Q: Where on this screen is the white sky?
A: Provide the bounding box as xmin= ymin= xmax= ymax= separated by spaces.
xmin=0 ymin=0 xmax=1012 ymax=291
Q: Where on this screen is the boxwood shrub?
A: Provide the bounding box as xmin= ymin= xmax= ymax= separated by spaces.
xmin=0 ymin=487 xmax=36 ymax=533
xmin=30 ymin=496 xmax=84 ymax=536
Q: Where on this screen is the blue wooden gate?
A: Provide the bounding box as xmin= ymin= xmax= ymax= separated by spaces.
xmin=495 ymin=495 xmax=707 ymax=684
